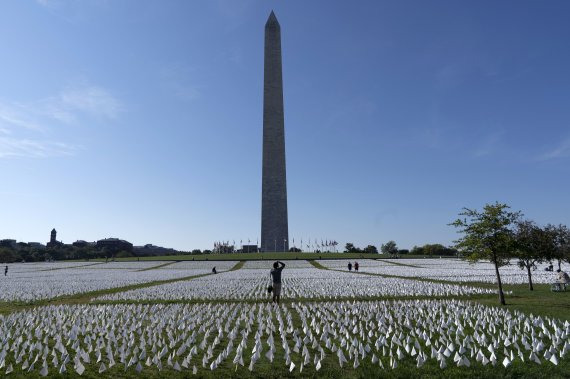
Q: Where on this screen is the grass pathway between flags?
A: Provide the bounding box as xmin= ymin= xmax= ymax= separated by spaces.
xmin=37 ymin=262 xmax=106 ymax=271
xmin=136 ymin=261 xmax=178 ymax=271
xmin=375 ymin=258 xmax=424 ymax=268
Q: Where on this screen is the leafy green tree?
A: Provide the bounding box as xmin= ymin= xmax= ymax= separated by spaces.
xmin=514 ymin=220 xmax=555 ymax=290
xmin=410 ymin=246 xmax=423 ymax=255
xmin=424 ymin=244 xmax=456 ymax=256
xmin=423 ymin=244 xmax=439 ymax=256
xmin=363 ymin=245 xmax=378 ymax=254
xmin=0 ymin=247 xmax=22 ymax=263
xmin=546 ymin=224 xmax=570 ymax=271
xmin=344 ymin=243 xmax=362 ymax=253
xmin=381 ymin=241 xmax=398 ymax=257
xmin=410 ymin=244 xmax=458 ymax=256
xmin=450 ymin=202 xmax=521 ymax=305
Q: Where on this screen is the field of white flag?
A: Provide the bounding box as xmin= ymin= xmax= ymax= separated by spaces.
xmin=320 ymin=259 xmax=564 ymax=284
xmin=0 ymin=258 xmax=568 ymax=377
xmin=98 ymin=267 xmax=493 ymax=302
xmin=0 ymin=261 xmax=236 ymax=302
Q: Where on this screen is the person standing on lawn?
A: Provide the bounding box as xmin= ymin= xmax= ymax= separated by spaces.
xmin=270 ymin=261 xmax=286 ymax=304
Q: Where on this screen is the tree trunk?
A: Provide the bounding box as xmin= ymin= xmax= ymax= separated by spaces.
xmin=557 ymin=259 xmax=562 ymax=271
xmin=492 ymin=254 xmax=506 ymax=305
xmin=526 ymin=264 xmax=534 ymax=291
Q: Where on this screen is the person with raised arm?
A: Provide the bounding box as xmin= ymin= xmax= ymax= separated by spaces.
xmin=270 ymin=261 xmax=286 ymax=304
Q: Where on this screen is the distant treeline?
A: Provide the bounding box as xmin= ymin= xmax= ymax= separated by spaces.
xmin=0 ymin=241 xmax=458 ymax=263
xmin=0 ymin=244 xmax=128 ymax=263
xmin=344 ymin=242 xmax=458 ymax=256
xmin=0 ymin=243 xmax=183 ymax=263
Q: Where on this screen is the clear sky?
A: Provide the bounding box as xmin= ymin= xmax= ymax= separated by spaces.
xmin=1 ymin=0 xmax=569 ymax=251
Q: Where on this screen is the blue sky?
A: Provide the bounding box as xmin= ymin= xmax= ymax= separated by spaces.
xmin=1 ymin=0 xmax=569 ymax=251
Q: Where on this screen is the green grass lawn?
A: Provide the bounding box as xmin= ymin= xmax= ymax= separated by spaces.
xmin=476 ymin=282 xmax=570 ymax=320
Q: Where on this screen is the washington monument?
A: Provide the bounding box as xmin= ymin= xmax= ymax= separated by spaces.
xmin=261 ymin=11 xmax=289 ymax=252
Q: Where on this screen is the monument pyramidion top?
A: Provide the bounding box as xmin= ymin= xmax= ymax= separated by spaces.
xmin=265 ymin=10 xmax=280 ymax=29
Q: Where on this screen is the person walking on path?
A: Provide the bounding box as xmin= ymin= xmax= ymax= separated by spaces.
xmin=270 ymin=261 xmax=286 ymax=304
xmin=354 ymin=261 xmax=359 ymax=272
xmin=348 ymin=262 xmax=352 ymax=271
xmin=4 ymin=265 xmax=7 ymax=276
xmin=212 ymin=267 xmax=217 ymax=274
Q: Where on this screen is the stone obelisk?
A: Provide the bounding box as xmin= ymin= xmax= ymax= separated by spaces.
xmin=261 ymin=11 xmax=289 ymax=252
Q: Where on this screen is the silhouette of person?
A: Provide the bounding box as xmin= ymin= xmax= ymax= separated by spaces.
xmin=270 ymin=261 xmax=286 ymax=304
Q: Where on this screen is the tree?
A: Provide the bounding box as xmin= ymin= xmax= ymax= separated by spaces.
xmin=410 ymin=244 xmax=457 ymax=256
xmin=116 ymin=250 xmax=133 ymax=258
xmin=411 ymin=246 xmax=424 ymax=255
xmin=514 ymin=220 xmax=555 ymax=290
xmin=546 ymin=224 xmax=570 ymax=271
xmin=0 ymin=247 xmax=21 ymax=263
xmin=450 ymin=202 xmax=521 ymax=305
xmin=381 ymin=241 xmax=398 ymax=257
xmin=344 ymin=243 xmax=362 ymax=253
xmin=363 ymin=245 xmax=378 ymax=254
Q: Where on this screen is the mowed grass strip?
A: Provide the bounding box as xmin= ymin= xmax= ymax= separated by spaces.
xmin=136 ymin=261 xmax=178 ymax=271
xmin=38 ymin=262 xmax=106 ymax=271
xmin=376 ymin=258 xmax=423 ymax=268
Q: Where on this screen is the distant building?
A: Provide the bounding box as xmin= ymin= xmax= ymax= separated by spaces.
xmin=47 ymin=228 xmax=63 ymax=248
xmin=96 ymin=238 xmax=133 ymax=253
xmin=133 ymin=244 xmax=176 ymax=256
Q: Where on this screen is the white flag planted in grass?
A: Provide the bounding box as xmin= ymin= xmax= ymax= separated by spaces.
xmin=289 ymin=361 xmax=295 ymax=372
